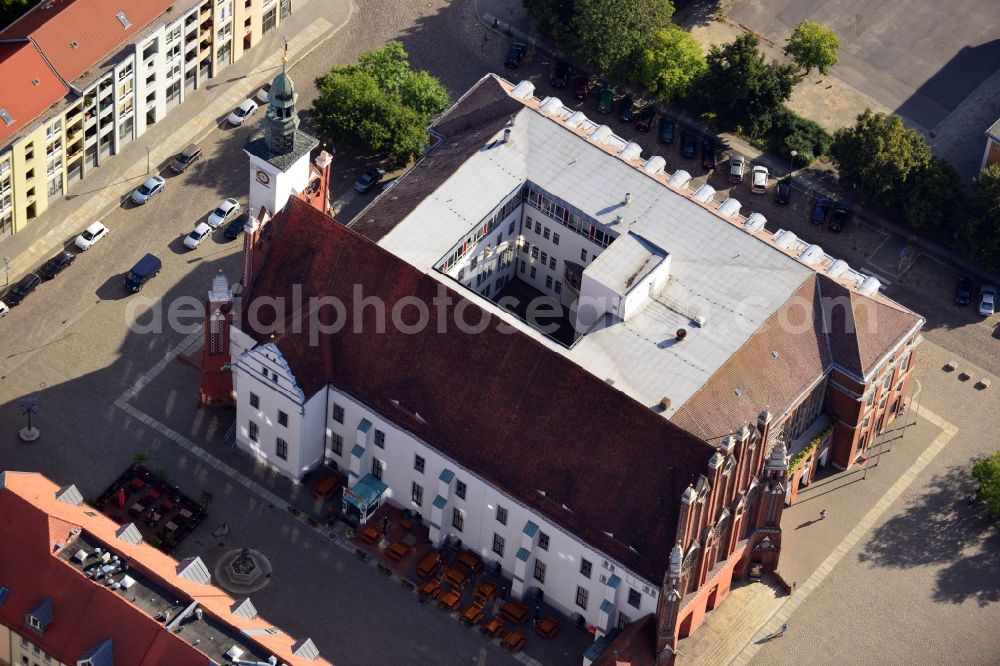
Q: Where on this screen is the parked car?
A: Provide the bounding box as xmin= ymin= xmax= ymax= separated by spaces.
xmin=728 ymin=155 xmax=746 ymax=183
xmin=573 ymin=76 xmax=590 ymax=100
xmin=810 ymin=198 xmax=832 ymax=225
xmin=4 ymin=273 xmax=41 ymax=306
xmin=635 ymin=105 xmax=657 ymax=132
xmin=131 ymin=175 xmax=166 ymax=205
xmin=750 ymin=165 xmax=769 ymax=194
xmin=829 ymin=204 xmax=851 ymax=233
xmin=504 ymin=42 xmax=526 ymax=69
xmin=551 ymin=61 xmax=570 ymax=88
xmin=353 ymin=168 xmax=386 ymax=194
xmin=207 ymin=198 xmax=242 ymax=228
xmin=701 ymin=137 xmax=717 ymax=168
xmin=0 ymin=300 xmax=8 ymax=318
xmin=184 ymin=222 xmax=213 ymax=250
xmin=224 ymin=212 xmax=250 ymax=240
xmin=256 ymin=83 xmax=272 ymax=103
xmin=954 ymin=276 xmax=973 ymax=305
xmin=618 ymin=95 xmax=634 ymax=122
xmin=40 ymin=251 xmax=76 ymax=280
xmin=169 ymin=144 xmax=202 ymax=173
xmin=979 ymin=285 xmax=997 ymax=317
xmin=227 ymin=98 xmax=258 ymax=126
xmin=775 ymin=178 xmax=792 ymax=205
xmin=74 ymin=221 xmax=109 ymax=250
xmin=123 ymin=253 xmax=162 ymax=293
xmin=680 ymin=129 xmax=697 ymax=158
xmin=658 ymin=115 xmax=676 ymax=144
xmin=597 ymin=86 xmax=615 ymax=114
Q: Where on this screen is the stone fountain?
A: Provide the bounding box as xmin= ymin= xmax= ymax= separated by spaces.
xmin=214 ymin=546 xmax=273 ymax=594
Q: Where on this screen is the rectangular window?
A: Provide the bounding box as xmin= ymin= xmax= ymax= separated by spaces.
xmin=531 ymin=246 xmax=539 ymax=259
xmin=581 ymin=249 xmax=587 ymax=261
xmin=628 ymin=588 xmax=641 ymax=608
xmin=530 ymin=267 xmax=536 ymax=279
xmin=555 ymin=281 xmax=562 ymax=294
xmin=543 ymin=227 xmax=550 ymax=240
xmin=411 ymin=482 xmax=423 ymax=506
xmin=520 ymin=242 xmax=529 ymax=255
xmin=330 ymin=432 xmax=343 ymax=456
xmin=534 ymin=221 xmax=541 ymax=234
xmin=508 ymin=220 xmax=515 ymax=234
xmin=865 ymin=392 xmax=875 ymax=407
xmin=452 ymin=508 xmax=464 ymax=531
xmin=276 ymin=438 xmax=288 ymax=460
xmin=901 ymin=352 xmax=911 ymax=372
xmin=540 ymin=251 xmax=548 ymax=264
xmin=617 ymin=612 xmax=632 ymax=630
xmin=414 ymin=454 xmax=425 ymax=473
xmin=374 ymin=429 xmax=385 ymax=448
xmin=549 ymin=257 xmax=556 ymax=270
xmin=538 ymin=532 xmax=549 ymax=550
xmin=580 ymin=559 xmax=592 ymax=578
xmin=519 ymin=262 xmax=525 ymax=274
xmin=249 ymin=393 xmax=259 ymax=409
xmin=496 ymin=505 xmax=508 ymax=525
xmin=455 ymin=480 xmax=467 ymax=500
xmin=277 ymin=410 xmax=288 ymax=427
xmin=883 ymin=373 xmax=892 ymax=390
xmin=553 ymin=232 xmax=560 ymax=245
xmin=248 ymin=421 xmax=258 ymax=442
xmin=575 ymin=586 xmax=589 ymax=609
xmin=492 ymin=533 xmax=505 ymax=556
xmin=545 ymin=276 xmax=553 ymax=289
xmin=372 ymin=458 xmax=384 ymax=480
xmin=333 ymin=403 xmax=344 ymax=423
xmin=533 ymin=559 xmax=546 ymax=583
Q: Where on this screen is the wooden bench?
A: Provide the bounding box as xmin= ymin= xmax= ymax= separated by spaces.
xmin=437 ymin=589 xmax=461 ymax=612
xmin=535 ymin=617 xmax=559 ymax=638
xmin=442 ymin=565 xmax=467 ymax=589
xmin=418 ymin=578 xmax=441 ymax=600
xmin=459 ymin=601 xmax=485 ymax=626
xmin=416 ymin=550 xmax=441 ymax=578
xmin=359 ymin=525 xmax=381 ymax=545
xmin=455 ymin=550 xmax=483 ymax=575
xmin=480 ymin=617 xmax=504 ymax=638
xmin=474 ymin=580 xmax=499 ymax=602
xmin=502 ymin=630 xmax=526 ymax=652
xmin=500 ymin=601 xmax=529 ymax=625
xmin=386 ymin=541 xmax=411 ymax=562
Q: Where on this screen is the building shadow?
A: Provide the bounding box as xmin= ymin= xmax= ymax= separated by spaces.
xmin=856 ymin=463 xmax=1000 ymax=606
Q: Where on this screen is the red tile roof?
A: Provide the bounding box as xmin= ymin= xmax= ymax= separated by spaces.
xmin=591 ymin=614 xmax=657 ymax=666
xmin=0 ymin=40 xmax=69 ymax=144
xmin=243 ymin=196 xmax=717 ymax=583
xmin=0 ymin=0 xmax=173 ymax=83
xmin=0 ymin=471 xmax=332 ymax=666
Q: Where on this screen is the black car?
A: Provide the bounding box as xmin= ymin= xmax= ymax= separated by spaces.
xmin=504 ymin=42 xmax=526 ymax=69
xmin=811 ymin=198 xmax=832 ymax=225
xmin=635 ymin=105 xmax=657 ymax=132
xmin=955 ymin=276 xmax=973 ymax=305
xmin=829 ymin=204 xmax=851 ymax=233
xmin=40 ymin=251 xmax=76 ymax=280
xmin=701 ymin=137 xmax=717 ymax=169
xmin=619 ymin=95 xmax=635 ymax=123
xmin=551 ymin=61 xmax=570 ymax=88
xmin=353 ymin=168 xmax=385 ymax=194
xmin=775 ymin=178 xmax=792 ymax=205
xmin=658 ymin=115 xmax=676 ymax=144
xmin=5 ymin=272 xmax=41 ymax=306
xmin=224 ymin=212 xmax=250 ymax=240
xmin=680 ymin=129 xmax=697 ymax=158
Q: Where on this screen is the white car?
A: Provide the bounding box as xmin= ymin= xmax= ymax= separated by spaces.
xmin=980 ymin=285 xmax=997 ymax=317
xmin=228 ymin=99 xmax=258 ymax=126
xmin=74 ymin=221 xmax=109 ymax=251
xmin=256 ymin=83 xmax=271 ymax=104
xmin=206 ymin=198 xmax=241 ymax=228
xmin=184 ymin=222 xmax=213 ymax=250
xmin=0 ymin=300 xmax=8 ymax=318
xmin=750 ymin=166 xmax=769 ymax=194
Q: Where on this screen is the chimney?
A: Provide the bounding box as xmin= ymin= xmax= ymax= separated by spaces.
xmin=624 ymin=192 xmax=632 ymax=206
xmin=503 ymin=128 xmax=511 ymax=143
xmin=676 ymin=328 xmax=687 ymax=341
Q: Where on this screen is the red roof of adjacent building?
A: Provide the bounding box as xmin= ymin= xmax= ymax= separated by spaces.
xmin=0 ymin=40 xmax=69 ymax=144
xmin=0 ymin=0 xmax=173 ymax=83
xmin=242 ymin=195 xmax=717 ymax=583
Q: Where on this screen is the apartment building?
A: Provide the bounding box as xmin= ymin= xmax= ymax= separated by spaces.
xmin=0 ymin=0 xmax=293 ymax=239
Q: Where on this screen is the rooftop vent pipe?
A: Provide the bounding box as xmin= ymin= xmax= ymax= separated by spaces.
xmin=503 ymin=128 xmax=511 ymax=143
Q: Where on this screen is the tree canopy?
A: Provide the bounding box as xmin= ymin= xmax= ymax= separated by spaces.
xmin=522 ymin=0 xmax=576 ymax=43
xmin=957 ymin=164 xmax=1000 ymax=271
xmin=312 ymin=42 xmax=450 ymax=164
xmin=636 ymin=26 xmax=707 ymax=102
xmin=973 ymin=450 xmax=1000 ymax=517
xmin=783 ymin=20 xmax=841 ymax=75
xmin=0 ymin=0 xmax=37 ymax=31
xmin=830 ymin=109 xmax=932 ymax=209
xmin=695 ymin=34 xmax=798 ymax=138
xmin=569 ymin=0 xmax=675 ymax=78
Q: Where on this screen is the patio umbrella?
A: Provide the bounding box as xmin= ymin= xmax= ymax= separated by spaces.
xmin=116 ymin=488 xmax=127 ymax=508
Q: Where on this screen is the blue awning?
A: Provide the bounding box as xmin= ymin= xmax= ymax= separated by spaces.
xmin=343 ymin=473 xmax=388 ymax=512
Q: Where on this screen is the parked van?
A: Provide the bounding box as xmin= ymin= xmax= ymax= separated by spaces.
xmin=124 ymin=253 xmax=162 ymax=292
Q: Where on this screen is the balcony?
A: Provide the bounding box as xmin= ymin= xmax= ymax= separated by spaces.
xmin=65 ymin=105 xmax=82 ymax=120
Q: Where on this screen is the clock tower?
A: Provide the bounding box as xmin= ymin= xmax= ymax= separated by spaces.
xmin=243 ymin=44 xmax=319 ymax=218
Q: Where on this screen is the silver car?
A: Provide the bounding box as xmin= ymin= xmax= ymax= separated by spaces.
xmin=131 ymin=175 xmax=166 ymax=205
xmin=728 ymin=155 xmax=746 ymax=183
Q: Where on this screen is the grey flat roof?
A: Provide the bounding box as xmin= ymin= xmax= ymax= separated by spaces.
xmin=244 ymin=128 xmax=319 ymax=171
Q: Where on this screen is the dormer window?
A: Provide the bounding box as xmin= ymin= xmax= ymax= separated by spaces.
xmin=25 ymin=596 xmax=53 ymax=636
xmin=29 ymin=615 xmax=41 ymax=628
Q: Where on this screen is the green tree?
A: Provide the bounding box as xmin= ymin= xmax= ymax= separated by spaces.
xmin=959 ymin=164 xmax=1000 ymax=270
xmin=570 ymin=0 xmax=675 ymax=78
xmin=522 ymin=0 xmax=576 ymax=42
xmin=783 ymin=20 xmax=841 ymax=75
xmin=695 ymin=34 xmax=798 ymax=138
xmin=0 ymin=0 xmax=37 ymax=31
xmin=973 ymin=450 xmax=1000 ymax=517
xmin=313 ymin=42 xmax=450 ymax=164
xmin=636 ymin=26 xmax=706 ymax=102
xmin=900 ymin=157 xmax=963 ymax=234
xmin=830 ymin=109 xmax=932 ymax=209
xmin=773 ymin=106 xmax=832 ymax=164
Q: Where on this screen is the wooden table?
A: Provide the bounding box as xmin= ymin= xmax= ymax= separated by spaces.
xmin=500 ymin=601 xmax=529 ymax=625
xmin=360 ymin=524 xmax=382 ymax=545
xmin=130 ymin=502 xmax=145 ymax=513
xmin=459 ymin=602 xmax=485 ymax=626
xmin=165 ymin=521 xmax=179 ymax=532
xmin=455 ymin=550 xmax=483 ymax=574
xmin=482 ymin=617 xmax=504 ymax=637
xmin=178 ymin=508 xmax=193 ymax=519
xmin=442 ymin=565 xmax=467 ymax=589
xmin=474 ymin=580 xmax=499 ymax=602
xmin=502 ymin=630 xmax=526 ymax=652
xmin=416 ymin=550 xmax=441 ymax=578
xmin=418 ymin=578 xmax=441 ymax=600
xmin=535 ymin=617 xmax=559 ymax=638
xmin=437 ymin=589 xmax=461 ymax=612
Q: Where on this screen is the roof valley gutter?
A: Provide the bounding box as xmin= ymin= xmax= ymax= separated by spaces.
xmin=27 ymin=35 xmax=72 ymax=90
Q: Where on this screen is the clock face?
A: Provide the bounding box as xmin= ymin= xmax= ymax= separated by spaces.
xmin=256 ymin=170 xmax=270 ymax=185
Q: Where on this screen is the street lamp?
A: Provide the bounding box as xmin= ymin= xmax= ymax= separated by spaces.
xmin=145 ymin=145 xmax=152 ymax=174
xmin=2 ymin=256 xmax=10 ymax=287
xmin=788 ymin=150 xmax=797 ymax=175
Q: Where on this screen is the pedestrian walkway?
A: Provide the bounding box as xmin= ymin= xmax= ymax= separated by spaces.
xmin=0 ymin=0 xmax=352 ymax=285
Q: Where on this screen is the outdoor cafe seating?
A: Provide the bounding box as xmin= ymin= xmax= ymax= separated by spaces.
xmin=459 ymin=601 xmax=485 ymax=626
xmin=437 ymin=588 xmax=461 ymax=612
xmin=480 ymin=616 xmax=504 ymax=638
xmin=535 ymin=617 xmax=559 ymax=639
xmin=386 ymin=541 xmax=411 ymax=562
xmin=416 ymin=550 xmax=441 ymax=578
xmin=418 ymin=578 xmax=442 ymax=601
xmin=455 ymin=550 xmax=483 ymax=575
xmin=359 ymin=524 xmax=382 ymax=545
xmin=500 ymin=600 xmax=529 ymax=625
xmin=442 ymin=565 xmax=468 ymax=589
xmin=501 ymin=630 xmax=526 ymax=653
xmin=474 ymin=580 xmax=499 ymax=602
